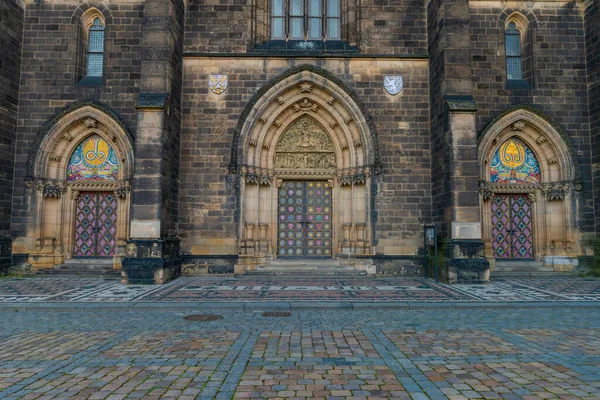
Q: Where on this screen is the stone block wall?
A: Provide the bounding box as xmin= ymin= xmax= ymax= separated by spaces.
xmin=11 ymin=0 xmax=144 ymax=242
xmin=0 ymin=0 xmax=23 ymax=238
xmin=585 ymin=0 xmax=600 ymax=236
xmin=183 ymin=0 xmax=428 ymax=56
xmin=470 ymin=1 xmax=594 ymax=237
xmin=179 ymin=58 xmax=431 ymax=258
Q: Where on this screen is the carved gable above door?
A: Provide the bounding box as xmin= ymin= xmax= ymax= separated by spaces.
xmin=275 ymin=116 xmax=336 ymax=170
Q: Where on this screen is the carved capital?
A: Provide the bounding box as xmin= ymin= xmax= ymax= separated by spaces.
xmin=115 ymin=186 xmax=129 ymax=199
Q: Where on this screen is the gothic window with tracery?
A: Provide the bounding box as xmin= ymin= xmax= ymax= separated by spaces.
xmin=505 ymin=21 xmax=523 ymax=81
xmin=271 ymin=0 xmax=341 ymax=40
xmin=86 ymin=18 xmax=105 ymax=77
xmin=67 ymin=135 xmax=119 ymax=181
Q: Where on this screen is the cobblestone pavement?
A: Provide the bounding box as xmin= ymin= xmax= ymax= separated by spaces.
xmin=0 ymin=307 xmax=599 ymax=399
xmin=0 ymin=276 xmax=599 ymax=303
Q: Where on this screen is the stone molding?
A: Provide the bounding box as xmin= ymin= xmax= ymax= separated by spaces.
xmin=479 ymin=180 xmax=578 ymax=201
xmin=477 ymin=105 xmax=581 ymax=181
xmin=241 ymin=165 xmax=373 ymax=186
xmin=26 ymin=101 xmax=134 ymax=179
xmin=229 ymin=64 xmax=381 ymax=175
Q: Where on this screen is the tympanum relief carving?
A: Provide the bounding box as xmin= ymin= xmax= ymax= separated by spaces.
xmin=274 ymin=117 xmax=336 ymax=170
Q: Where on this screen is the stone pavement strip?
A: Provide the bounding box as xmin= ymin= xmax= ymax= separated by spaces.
xmin=0 ymin=276 xmax=598 ymax=399
xmin=0 ymin=276 xmax=599 ymax=306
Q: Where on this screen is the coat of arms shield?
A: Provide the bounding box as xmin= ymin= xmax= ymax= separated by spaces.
xmin=384 ymin=75 xmax=403 ymax=95
xmin=209 ymin=74 xmax=228 ymax=94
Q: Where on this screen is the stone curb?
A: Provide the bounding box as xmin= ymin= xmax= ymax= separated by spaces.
xmin=0 ymin=301 xmax=598 ymax=312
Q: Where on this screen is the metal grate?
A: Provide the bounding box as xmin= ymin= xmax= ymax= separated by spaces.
xmin=184 ymin=314 xmax=224 ymax=322
xmin=262 ymin=311 xmax=292 ymax=317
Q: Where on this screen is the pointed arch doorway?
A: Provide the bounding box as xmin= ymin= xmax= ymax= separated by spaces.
xmin=234 ymin=67 xmax=379 ymax=263
xmin=479 ymin=107 xmax=583 ymax=269
xmin=275 ymin=116 xmax=335 ymax=258
xmin=20 ymin=104 xmax=134 ymax=270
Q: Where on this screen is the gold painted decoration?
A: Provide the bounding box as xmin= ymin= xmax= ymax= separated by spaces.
xmin=490 ymin=137 xmax=540 ymax=183
xmin=67 ymin=134 xmax=119 ymax=181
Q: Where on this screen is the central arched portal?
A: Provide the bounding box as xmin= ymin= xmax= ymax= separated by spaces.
xmin=235 ymin=67 xmax=377 ymax=263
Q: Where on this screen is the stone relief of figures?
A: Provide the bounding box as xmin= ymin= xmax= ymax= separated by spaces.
xmin=274 ymin=116 xmax=336 ymax=170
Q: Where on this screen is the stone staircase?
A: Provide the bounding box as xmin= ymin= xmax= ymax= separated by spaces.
xmin=492 ymin=260 xmax=571 ymax=278
xmin=37 ymin=258 xmax=121 ymax=278
xmin=243 ymin=259 xmax=374 ymax=277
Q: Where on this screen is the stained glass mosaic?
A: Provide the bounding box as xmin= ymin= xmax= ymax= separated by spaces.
xmin=67 ymin=135 xmax=119 ymax=181
xmin=278 ymin=181 xmax=332 ymax=258
xmin=490 ymin=137 xmax=540 ymax=184
xmin=74 ymin=192 xmax=117 ymax=257
xmin=491 ymin=194 xmax=533 ymax=259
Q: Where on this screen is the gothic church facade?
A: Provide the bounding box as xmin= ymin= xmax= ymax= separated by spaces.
xmin=0 ymin=0 xmax=599 ymax=283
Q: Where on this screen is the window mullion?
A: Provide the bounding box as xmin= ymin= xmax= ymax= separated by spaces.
xmin=304 ymin=0 xmax=308 ymax=40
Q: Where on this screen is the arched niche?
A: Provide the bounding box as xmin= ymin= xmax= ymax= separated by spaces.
xmin=234 ymin=67 xmax=377 ymax=263
xmin=20 ymin=104 xmax=134 ymax=270
xmin=478 ymin=106 xmax=583 ymax=268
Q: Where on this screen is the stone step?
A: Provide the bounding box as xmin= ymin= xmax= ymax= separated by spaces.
xmin=37 ymin=269 xmax=120 ymax=278
xmin=257 ymin=265 xmax=357 ymax=271
xmin=60 ymin=258 xmax=113 ymax=267
xmin=245 ymin=270 xmax=368 ymax=277
xmin=495 ymin=261 xmax=544 ymax=268
xmin=492 ymin=271 xmax=572 ymax=278
xmin=494 ymin=265 xmax=554 ymax=272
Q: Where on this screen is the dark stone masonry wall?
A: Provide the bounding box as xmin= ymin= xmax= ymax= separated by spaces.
xmin=11 ymin=0 xmax=144 ymax=237
xmin=0 ymin=0 xmax=23 ymax=237
xmin=179 ymin=59 xmax=432 ymax=255
xmin=586 ymin=0 xmax=600 ymax=234
xmin=469 ymin=2 xmax=594 ymax=234
xmin=183 ymin=0 xmax=428 ymax=56
xmin=427 ymin=0 xmax=451 ymax=236
xmin=0 ymin=0 xmax=23 ymax=271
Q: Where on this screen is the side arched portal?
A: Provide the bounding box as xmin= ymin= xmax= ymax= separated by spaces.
xmin=235 ymin=67 xmax=377 ymax=260
xmin=22 ymin=104 xmax=134 ymax=270
xmin=478 ymin=106 xmax=582 ymax=271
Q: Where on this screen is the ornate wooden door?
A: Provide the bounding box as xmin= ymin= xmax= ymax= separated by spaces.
xmin=278 ymin=181 xmax=332 ymax=258
xmin=74 ymin=192 xmax=118 ymax=257
xmin=491 ymin=194 xmax=534 ymax=259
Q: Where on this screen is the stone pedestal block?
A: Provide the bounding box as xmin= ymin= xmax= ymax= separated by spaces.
xmin=122 ymin=238 xmax=181 ymax=284
xmin=441 ymin=239 xmax=490 ymax=283
xmin=0 ymin=237 xmax=12 ymax=275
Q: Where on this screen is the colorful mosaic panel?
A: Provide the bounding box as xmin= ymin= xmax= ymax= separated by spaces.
xmin=490 ymin=137 xmax=540 ymax=183
xmin=74 ymin=192 xmax=117 ymax=257
xmin=491 ymin=194 xmax=533 ymax=259
xmin=67 ymin=134 xmax=119 ymax=181
xmin=278 ymin=181 xmax=332 ymax=258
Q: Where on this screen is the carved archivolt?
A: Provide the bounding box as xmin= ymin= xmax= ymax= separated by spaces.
xmin=29 ymin=105 xmax=134 ymax=183
xmin=235 ymin=69 xmax=376 ymax=181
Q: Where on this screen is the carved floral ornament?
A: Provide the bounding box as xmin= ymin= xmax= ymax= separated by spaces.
xmin=27 ymin=177 xmax=130 ymax=199
xmin=479 ymin=180 xmax=577 ymax=201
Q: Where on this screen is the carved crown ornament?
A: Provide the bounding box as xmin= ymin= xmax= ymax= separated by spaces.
xmin=293 ymin=98 xmax=319 ymax=113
